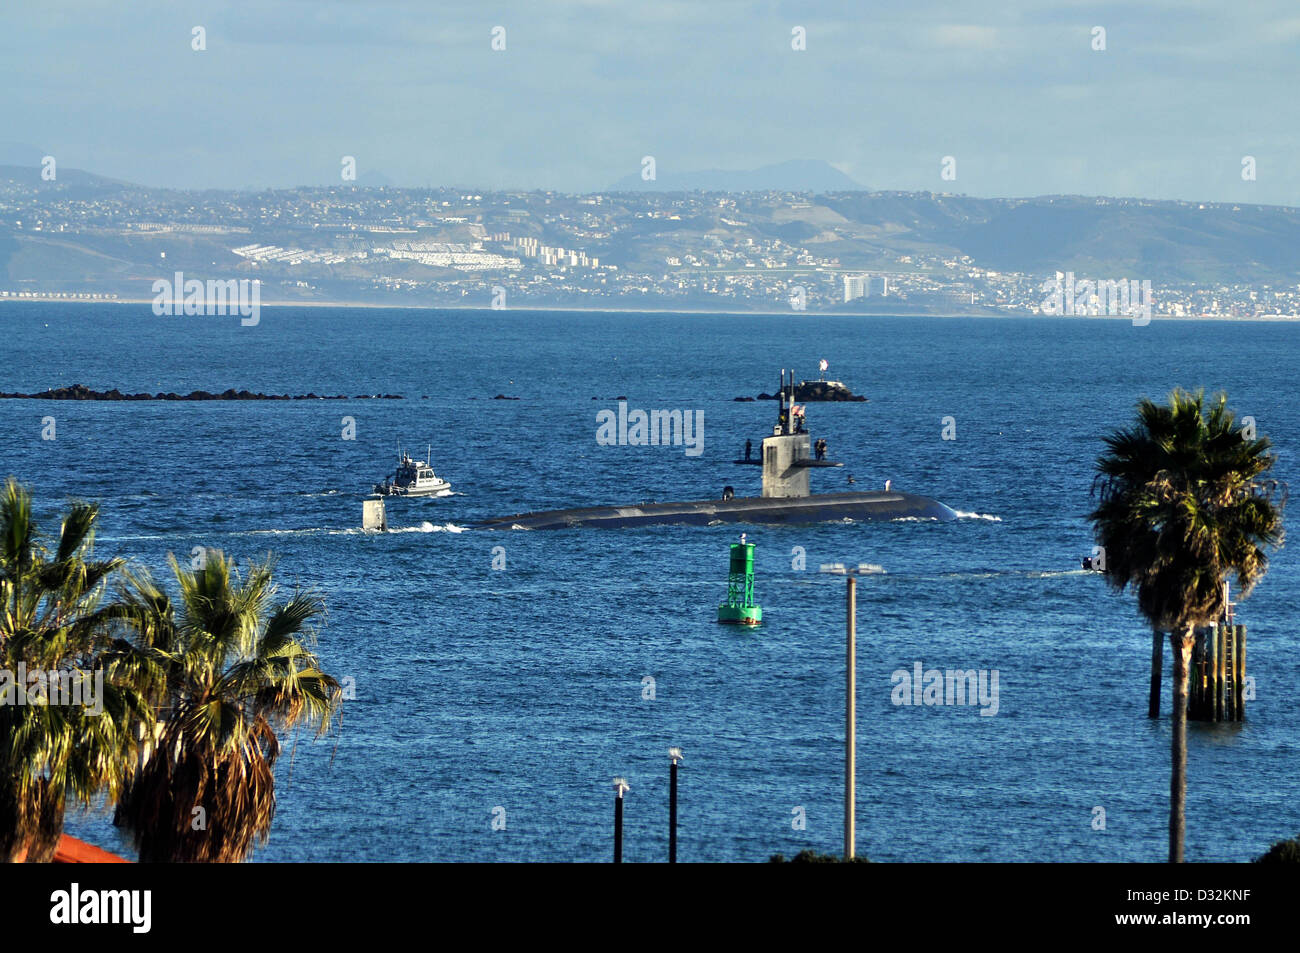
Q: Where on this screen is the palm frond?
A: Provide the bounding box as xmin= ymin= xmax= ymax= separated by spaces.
xmin=1091 ymin=387 xmax=1285 ymax=631
xmin=112 ymin=550 xmax=342 ymax=862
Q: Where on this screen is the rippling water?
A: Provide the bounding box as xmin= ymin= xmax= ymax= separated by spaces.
xmin=5 ymin=303 xmax=1298 ymax=861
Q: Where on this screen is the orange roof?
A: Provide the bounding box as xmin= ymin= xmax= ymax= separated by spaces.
xmin=53 ymin=834 xmax=129 ymax=863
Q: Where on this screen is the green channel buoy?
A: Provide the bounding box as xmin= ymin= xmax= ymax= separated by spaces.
xmin=717 ymin=536 xmax=762 ymax=625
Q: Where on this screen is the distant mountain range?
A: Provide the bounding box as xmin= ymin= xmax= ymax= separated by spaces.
xmin=810 ymin=192 xmax=1300 ymax=285
xmin=0 ymin=163 xmax=128 ymax=192
xmin=0 ymin=141 xmax=48 ymax=167
xmin=609 ymin=159 xmax=862 ymax=193
xmin=1 ymin=151 xmax=860 ymax=193
xmin=0 ymin=143 xmax=397 ymax=191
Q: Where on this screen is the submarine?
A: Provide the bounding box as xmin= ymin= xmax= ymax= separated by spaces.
xmin=476 ymin=369 xmax=958 ymax=530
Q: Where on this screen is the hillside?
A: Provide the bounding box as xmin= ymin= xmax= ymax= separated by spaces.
xmin=2 ymin=170 xmax=1298 ymax=312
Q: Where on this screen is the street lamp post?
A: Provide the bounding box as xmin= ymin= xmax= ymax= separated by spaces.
xmin=612 ymin=777 xmax=629 ymax=863
xmin=821 ymin=563 xmax=867 ymax=861
xmin=668 ymin=748 xmax=683 ymax=863
xmin=845 ymin=576 xmax=856 ymax=860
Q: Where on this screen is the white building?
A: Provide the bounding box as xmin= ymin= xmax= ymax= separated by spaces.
xmin=843 ymin=274 xmax=888 ymax=302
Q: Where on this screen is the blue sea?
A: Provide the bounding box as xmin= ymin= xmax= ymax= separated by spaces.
xmin=4 ymin=303 xmax=1299 ymax=862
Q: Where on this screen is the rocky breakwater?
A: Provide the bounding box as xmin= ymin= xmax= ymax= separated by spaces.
xmin=0 ymin=384 xmax=404 ymax=400
xmin=741 ymin=380 xmax=868 ymax=402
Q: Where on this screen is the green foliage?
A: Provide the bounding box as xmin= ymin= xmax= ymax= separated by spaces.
xmin=1 ymin=478 xmax=343 ymax=864
xmin=1253 ymin=837 xmax=1300 ymax=863
xmin=768 ymin=849 xmax=870 ymax=863
xmin=1091 ymin=388 xmax=1284 ymax=632
xmin=0 ymin=477 xmax=149 ymax=862
xmin=111 ymin=553 xmax=343 ymax=863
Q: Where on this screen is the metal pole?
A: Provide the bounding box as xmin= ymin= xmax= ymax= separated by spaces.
xmin=845 ymin=576 xmax=856 ymax=860
xmin=669 ymin=759 xmax=678 ymax=863
xmin=614 ymin=794 xmax=623 ymax=864
xmin=612 ymin=777 xmax=628 ymax=863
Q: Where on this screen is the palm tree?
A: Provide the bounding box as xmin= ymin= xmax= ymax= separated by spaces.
xmin=111 ymin=552 xmax=342 ymax=862
xmin=0 ymin=478 xmax=148 ymax=862
xmin=1091 ymin=389 xmax=1284 ymax=862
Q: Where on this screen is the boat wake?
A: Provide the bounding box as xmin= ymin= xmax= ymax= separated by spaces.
xmin=952 ymin=510 xmax=1003 ymax=522
xmin=355 ymin=522 xmax=470 ymax=534
xmin=105 ymin=522 xmax=473 ymax=541
xmin=104 ymin=527 xmax=335 ymax=541
xmin=916 ymin=567 xmax=1095 ymax=581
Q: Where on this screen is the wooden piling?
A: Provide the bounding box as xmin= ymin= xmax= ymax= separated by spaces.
xmin=1198 ymin=626 xmax=1208 ymax=720
xmin=1202 ymin=637 xmax=1211 ymax=718
xmin=1148 ymin=630 xmax=1163 ymax=719
xmin=1187 ymin=621 xmax=1247 ymax=723
xmin=1190 ymin=637 xmax=1202 ymax=719
xmin=1216 ymin=623 xmax=1227 ymax=723
xmin=1223 ymin=628 xmax=1233 ymax=722
xmin=1226 ymin=626 xmax=1237 ymax=722
xmin=1232 ymin=624 xmax=1242 ymax=722
xmin=1202 ymin=637 xmax=1210 ymax=720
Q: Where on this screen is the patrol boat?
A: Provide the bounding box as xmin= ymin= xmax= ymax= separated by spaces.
xmin=372 ymin=448 xmax=451 ymax=497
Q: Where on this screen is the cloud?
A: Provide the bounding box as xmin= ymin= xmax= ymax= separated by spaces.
xmin=1265 ymin=17 xmax=1300 ymax=40
xmin=2 ymin=0 xmax=1299 ymax=202
xmin=929 ymin=24 xmax=1001 ymax=50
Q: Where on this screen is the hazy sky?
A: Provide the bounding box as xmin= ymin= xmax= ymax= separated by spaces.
xmin=3 ymin=0 xmax=1297 ymax=203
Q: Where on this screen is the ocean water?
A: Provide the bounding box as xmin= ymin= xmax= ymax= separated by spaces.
xmin=4 ymin=303 xmax=1299 ymax=862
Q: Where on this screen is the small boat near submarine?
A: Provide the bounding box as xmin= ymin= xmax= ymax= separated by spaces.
xmin=476 ymin=369 xmax=957 ymax=529
xmin=371 ymin=448 xmax=451 ymax=497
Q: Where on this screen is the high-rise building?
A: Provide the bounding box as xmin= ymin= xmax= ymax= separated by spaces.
xmin=844 ymin=274 xmax=888 ymax=301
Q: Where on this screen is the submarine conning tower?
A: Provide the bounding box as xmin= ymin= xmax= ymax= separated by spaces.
xmin=760 ymin=368 xmax=842 ymax=498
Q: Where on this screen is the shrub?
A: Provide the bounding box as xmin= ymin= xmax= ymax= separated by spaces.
xmin=1253 ymin=837 xmax=1300 ymax=863
xmin=768 ymin=849 xmax=870 ymax=863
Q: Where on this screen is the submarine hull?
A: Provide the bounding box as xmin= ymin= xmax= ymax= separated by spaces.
xmin=477 ymin=491 xmax=957 ymax=530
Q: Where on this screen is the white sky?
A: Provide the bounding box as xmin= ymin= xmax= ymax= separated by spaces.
xmin=2 ymin=0 xmax=1296 ymax=204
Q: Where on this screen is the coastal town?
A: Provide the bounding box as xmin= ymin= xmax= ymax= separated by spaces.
xmin=3 ymin=175 xmax=1298 ymax=317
